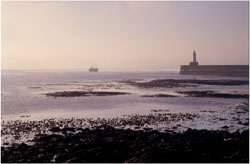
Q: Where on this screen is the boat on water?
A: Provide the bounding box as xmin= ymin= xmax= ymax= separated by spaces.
xmin=89 ymin=66 xmax=98 ymax=72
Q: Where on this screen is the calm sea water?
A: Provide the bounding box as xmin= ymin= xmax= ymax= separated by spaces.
xmin=1 ymin=70 xmax=248 ymax=119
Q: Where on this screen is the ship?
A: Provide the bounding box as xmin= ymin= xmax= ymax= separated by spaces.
xmin=180 ymin=51 xmax=249 ymax=77
xmin=89 ymin=66 xmax=98 ymax=72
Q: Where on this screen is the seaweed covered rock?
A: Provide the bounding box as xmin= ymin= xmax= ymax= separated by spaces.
xmin=1 ymin=127 xmax=249 ymax=163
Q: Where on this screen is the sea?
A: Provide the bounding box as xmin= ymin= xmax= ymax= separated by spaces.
xmin=1 ymin=70 xmax=248 ymax=120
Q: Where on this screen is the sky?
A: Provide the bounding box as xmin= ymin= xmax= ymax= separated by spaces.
xmin=2 ymin=1 xmax=249 ymax=71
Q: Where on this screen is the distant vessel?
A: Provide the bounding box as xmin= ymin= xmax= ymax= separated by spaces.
xmin=89 ymin=66 xmax=98 ymax=72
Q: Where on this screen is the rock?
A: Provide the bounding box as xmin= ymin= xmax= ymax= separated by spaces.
xmin=1 ymin=126 xmax=249 ymax=163
xmin=222 ymin=126 xmax=229 ymax=129
xmin=49 ymin=127 xmax=61 ymax=132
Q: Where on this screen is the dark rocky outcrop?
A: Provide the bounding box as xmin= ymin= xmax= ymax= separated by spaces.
xmin=1 ymin=127 xmax=249 ymax=163
xmin=177 ymin=90 xmax=249 ymax=99
xmin=44 ymin=91 xmax=130 ymax=98
xmin=142 ymin=94 xmax=178 ymax=98
xmin=124 ymin=79 xmax=249 ymax=89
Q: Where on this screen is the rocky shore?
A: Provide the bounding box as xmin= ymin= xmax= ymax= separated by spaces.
xmin=177 ymin=90 xmax=249 ymax=99
xmin=142 ymin=94 xmax=178 ymax=97
xmin=1 ymin=102 xmax=248 ymax=163
xmin=124 ymin=79 xmax=249 ymax=88
xmin=1 ymin=126 xmax=249 ymax=163
xmin=44 ymin=91 xmax=129 ymax=98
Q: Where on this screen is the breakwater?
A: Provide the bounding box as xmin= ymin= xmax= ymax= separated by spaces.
xmin=180 ymin=65 xmax=249 ymax=77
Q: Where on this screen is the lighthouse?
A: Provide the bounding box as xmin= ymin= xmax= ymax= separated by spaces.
xmin=189 ymin=50 xmax=199 ymax=66
xmin=193 ymin=51 xmax=197 ymax=62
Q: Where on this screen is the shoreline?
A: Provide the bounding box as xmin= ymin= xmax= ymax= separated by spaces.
xmin=2 ymin=75 xmax=249 ymax=162
xmin=1 ymin=102 xmax=249 ymax=154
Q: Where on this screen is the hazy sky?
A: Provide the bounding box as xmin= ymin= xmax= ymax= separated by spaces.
xmin=2 ymin=1 xmax=249 ymax=71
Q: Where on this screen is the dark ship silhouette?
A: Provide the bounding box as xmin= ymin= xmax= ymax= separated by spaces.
xmin=89 ymin=66 xmax=98 ymax=72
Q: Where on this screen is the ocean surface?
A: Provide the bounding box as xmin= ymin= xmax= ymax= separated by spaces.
xmin=1 ymin=70 xmax=248 ymax=120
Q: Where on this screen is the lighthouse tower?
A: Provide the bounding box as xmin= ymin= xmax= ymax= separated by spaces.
xmin=189 ymin=50 xmax=199 ymax=66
